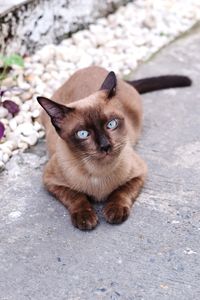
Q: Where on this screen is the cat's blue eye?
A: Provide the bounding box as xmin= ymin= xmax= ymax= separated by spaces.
xmin=76 ymin=130 xmax=90 ymax=139
xmin=107 ymin=119 xmax=118 ymax=130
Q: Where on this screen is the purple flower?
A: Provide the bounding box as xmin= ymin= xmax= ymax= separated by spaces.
xmin=0 ymin=121 xmax=5 ymax=139
xmin=2 ymin=100 xmax=19 ymax=116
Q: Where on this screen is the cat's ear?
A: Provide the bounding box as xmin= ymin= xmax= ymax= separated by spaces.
xmin=37 ymin=96 xmax=74 ymax=130
xmin=100 ymin=71 xmax=117 ymax=98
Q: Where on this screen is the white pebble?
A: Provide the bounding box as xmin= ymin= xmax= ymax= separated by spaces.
xmin=0 ymin=161 xmax=5 ymax=171
xmin=12 ymin=149 xmax=19 ymax=155
xmin=0 ymin=150 xmax=3 ymax=161
xmin=2 ymin=77 xmax=13 ymax=87
xmin=16 ymin=123 xmax=36 ymax=136
xmin=17 ymin=141 xmax=28 ymax=150
xmin=9 ymin=119 xmax=17 ymax=131
xmin=0 ymin=107 xmax=8 ymax=118
xmin=38 ymin=131 xmax=45 ymax=139
xmin=21 ymin=102 xmax=31 ymax=111
xmin=3 ymin=153 xmax=9 ymax=163
xmin=35 ymin=84 xmax=45 ymax=94
xmin=0 ymin=141 xmax=14 ymax=152
xmin=0 ymin=118 xmax=8 ymax=125
xmin=33 ymin=121 xmax=42 ymax=131
xmin=38 ymin=44 xmax=56 ymax=64
xmin=21 ymin=92 xmax=32 ymax=101
xmin=42 ymin=73 xmax=52 ymax=82
xmin=14 ymin=115 xmax=24 ymax=124
xmin=21 ymin=132 xmax=38 ymax=146
xmin=31 ymin=109 xmax=40 ymax=118
xmin=77 ymin=53 xmax=93 ymax=68
xmin=3 ymin=147 xmax=12 ymax=157
xmin=18 ymin=81 xmax=30 ymax=91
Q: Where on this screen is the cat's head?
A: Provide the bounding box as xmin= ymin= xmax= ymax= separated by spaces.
xmin=37 ymin=71 xmax=127 ymax=164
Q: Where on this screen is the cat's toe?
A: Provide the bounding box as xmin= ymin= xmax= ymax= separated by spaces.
xmin=103 ymin=203 xmax=130 ymax=224
xmin=71 ymin=209 xmax=98 ymax=230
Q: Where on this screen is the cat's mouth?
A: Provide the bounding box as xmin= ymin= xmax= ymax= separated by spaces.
xmin=97 ymin=144 xmax=123 ymax=161
xmin=98 ymin=152 xmax=111 ymax=159
xmin=96 ymin=150 xmax=120 ymax=162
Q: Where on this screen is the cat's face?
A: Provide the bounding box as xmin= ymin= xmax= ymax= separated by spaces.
xmin=61 ymin=100 xmax=126 ymax=163
xmin=37 ymin=71 xmax=128 ymax=163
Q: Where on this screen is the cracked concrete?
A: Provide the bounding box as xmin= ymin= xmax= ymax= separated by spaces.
xmin=0 ymin=29 xmax=200 ymax=300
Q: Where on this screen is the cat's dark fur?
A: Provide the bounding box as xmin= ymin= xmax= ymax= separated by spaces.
xmin=37 ymin=66 xmax=191 ymax=230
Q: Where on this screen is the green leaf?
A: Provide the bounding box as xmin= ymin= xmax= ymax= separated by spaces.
xmin=0 ymin=54 xmax=24 ymax=67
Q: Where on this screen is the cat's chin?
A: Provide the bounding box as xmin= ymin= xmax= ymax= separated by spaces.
xmin=95 ymin=152 xmax=118 ymax=163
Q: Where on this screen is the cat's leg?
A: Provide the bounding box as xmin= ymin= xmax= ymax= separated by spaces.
xmin=103 ymin=161 xmax=147 ymax=224
xmin=43 ymin=159 xmax=98 ymax=230
xmin=47 ymin=185 xmax=98 ymax=230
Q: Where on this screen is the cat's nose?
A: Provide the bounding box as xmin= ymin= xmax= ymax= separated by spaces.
xmin=100 ymin=143 xmax=111 ymax=153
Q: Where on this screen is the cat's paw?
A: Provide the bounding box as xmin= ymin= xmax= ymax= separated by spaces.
xmin=71 ymin=208 xmax=98 ymax=230
xmin=103 ymin=203 xmax=130 ymax=224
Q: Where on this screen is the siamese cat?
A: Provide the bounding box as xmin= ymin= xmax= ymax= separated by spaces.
xmin=37 ymin=66 xmax=191 ymax=230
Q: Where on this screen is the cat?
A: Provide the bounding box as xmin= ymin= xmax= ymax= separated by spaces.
xmin=37 ymin=66 xmax=191 ymax=230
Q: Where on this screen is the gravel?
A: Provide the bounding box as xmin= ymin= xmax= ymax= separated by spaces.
xmin=0 ymin=0 xmax=200 ymax=169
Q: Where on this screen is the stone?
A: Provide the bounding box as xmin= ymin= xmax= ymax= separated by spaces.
xmin=143 ymin=15 xmax=156 ymax=29
xmin=0 ymin=150 xmax=3 ymax=161
xmin=35 ymin=83 xmax=46 ymax=95
xmin=21 ymin=132 xmax=38 ymax=146
xmin=21 ymin=92 xmax=33 ymax=101
xmin=33 ymin=63 xmax=44 ymax=76
xmin=2 ymin=147 xmax=12 ymax=157
xmin=33 ymin=121 xmax=42 ymax=131
xmin=2 ymin=153 xmax=9 ymax=163
xmin=17 ymin=141 xmax=28 ymax=150
xmin=1 ymin=118 xmax=9 ymax=125
xmin=7 ymin=132 xmax=21 ymax=145
xmin=9 ymin=119 xmax=17 ymax=131
xmin=38 ymin=45 xmax=56 ymax=64
xmin=16 ymin=123 xmax=36 ymax=136
xmin=21 ymin=101 xmax=31 ymax=112
xmin=0 ymin=141 xmax=14 ymax=152
xmin=14 ymin=115 xmax=24 ymax=125
xmin=42 ymin=73 xmax=52 ymax=82
xmin=77 ymin=53 xmax=93 ymax=68
xmin=17 ymin=80 xmax=31 ymax=91
xmin=1 ymin=77 xmax=14 ymax=88
xmin=0 ymin=161 xmax=5 ymax=171
xmin=31 ymin=109 xmax=40 ymax=119
xmin=0 ymin=107 xmax=8 ymax=118
xmin=38 ymin=131 xmax=45 ymax=139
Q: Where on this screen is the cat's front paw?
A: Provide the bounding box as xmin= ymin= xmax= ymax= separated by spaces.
xmin=103 ymin=202 xmax=130 ymax=224
xmin=71 ymin=208 xmax=98 ymax=230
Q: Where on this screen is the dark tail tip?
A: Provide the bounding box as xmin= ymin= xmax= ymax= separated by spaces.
xmin=180 ymin=76 xmax=192 ymax=87
xmin=127 ymin=75 xmax=192 ymax=94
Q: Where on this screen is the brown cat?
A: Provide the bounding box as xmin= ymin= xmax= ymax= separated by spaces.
xmin=37 ymin=66 xmax=191 ymax=230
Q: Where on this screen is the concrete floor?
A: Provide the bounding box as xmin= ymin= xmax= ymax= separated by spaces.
xmin=0 ymin=28 xmax=200 ymax=300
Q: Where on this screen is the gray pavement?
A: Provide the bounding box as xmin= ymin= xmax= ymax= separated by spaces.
xmin=1 ymin=28 xmax=200 ymax=300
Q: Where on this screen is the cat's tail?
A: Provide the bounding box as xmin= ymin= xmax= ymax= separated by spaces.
xmin=126 ymin=75 xmax=192 ymax=94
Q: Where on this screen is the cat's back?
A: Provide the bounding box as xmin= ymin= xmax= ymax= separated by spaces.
xmin=52 ymin=66 xmax=109 ymax=104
